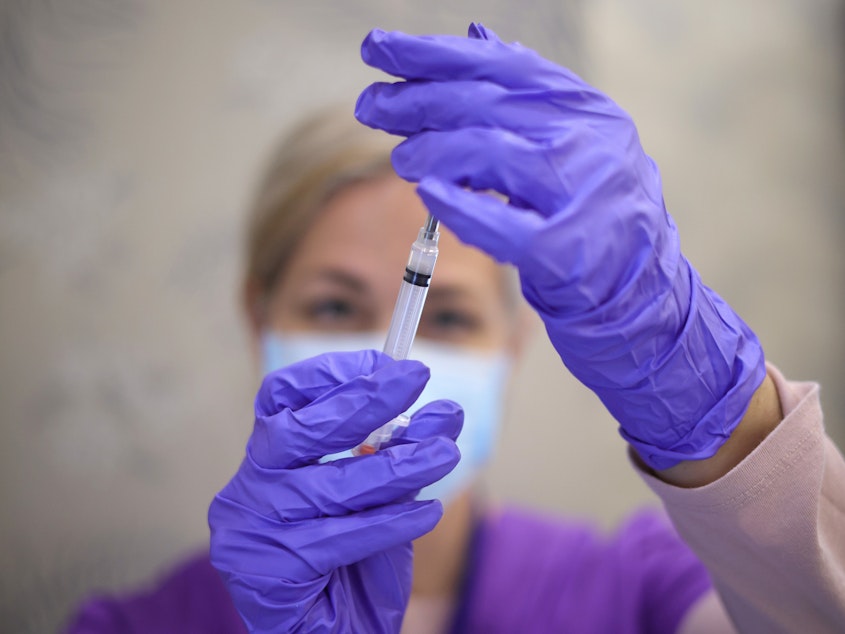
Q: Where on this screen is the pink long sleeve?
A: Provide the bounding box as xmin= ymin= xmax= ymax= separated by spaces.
xmin=635 ymin=365 xmax=845 ymax=633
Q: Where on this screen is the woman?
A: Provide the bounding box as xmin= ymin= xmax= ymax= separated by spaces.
xmin=66 ymin=24 xmax=845 ymax=633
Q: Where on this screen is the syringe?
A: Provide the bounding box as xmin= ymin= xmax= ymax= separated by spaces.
xmin=352 ymin=213 xmax=440 ymax=456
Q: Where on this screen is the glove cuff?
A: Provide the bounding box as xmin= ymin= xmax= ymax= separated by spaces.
xmin=546 ymin=259 xmax=767 ymax=470
xmin=622 ymin=271 xmax=767 ymax=470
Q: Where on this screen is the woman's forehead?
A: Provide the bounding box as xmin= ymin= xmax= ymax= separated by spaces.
xmin=315 ymin=175 xmax=428 ymax=242
xmin=296 ymin=176 xmax=502 ymax=289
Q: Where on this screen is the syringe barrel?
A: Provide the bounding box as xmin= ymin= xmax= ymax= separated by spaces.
xmin=351 ymin=221 xmax=439 ymax=457
xmin=383 ymin=281 xmax=429 ymax=360
xmin=382 ymin=226 xmax=439 ymax=360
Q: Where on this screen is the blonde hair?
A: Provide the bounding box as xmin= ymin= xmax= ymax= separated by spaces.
xmin=243 ymin=105 xmax=526 ymax=326
xmin=244 ymin=106 xmax=396 ymax=308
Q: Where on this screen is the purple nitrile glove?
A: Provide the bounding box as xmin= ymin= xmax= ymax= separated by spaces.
xmin=209 ymin=350 xmax=462 ymax=633
xmin=355 ymin=23 xmax=766 ymax=470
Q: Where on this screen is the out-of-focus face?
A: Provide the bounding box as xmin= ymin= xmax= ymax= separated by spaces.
xmin=263 ymin=174 xmax=514 ymax=352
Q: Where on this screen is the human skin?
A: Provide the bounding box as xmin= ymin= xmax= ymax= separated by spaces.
xmin=657 ymin=375 xmax=783 ymax=487
xmin=256 ymin=175 xmax=519 ymax=353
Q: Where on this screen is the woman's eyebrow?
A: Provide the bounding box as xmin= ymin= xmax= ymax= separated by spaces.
xmin=304 ymin=268 xmax=368 ymax=292
xmin=427 ymin=284 xmax=476 ymax=302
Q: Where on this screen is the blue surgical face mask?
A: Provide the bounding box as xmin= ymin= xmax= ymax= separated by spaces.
xmin=260 ymin=331 xmax=511 ymax=505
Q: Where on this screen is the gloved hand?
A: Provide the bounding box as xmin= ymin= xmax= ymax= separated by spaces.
xmin=355 ymin=23 xmax=766 ymax=470
xmin=209 ymin=350 xmax=462 ymax=633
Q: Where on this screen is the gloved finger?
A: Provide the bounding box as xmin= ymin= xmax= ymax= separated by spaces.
xmin=210 ymin=497 xmax=443 ymax=579
xmin=392 ymin=127 xmax=583 ymax=213
xmin=256 ymin=349 xmax=401 ymax=416
xmin=416 ymin=176 xmax=545 ymax=268
xmin=219 ymin=436 xmax=460 ymax=522
xmin=216 ymin=546 xmax=411 ymax=634
xmin=467 ymin=21 xmax=500 ymax=42
xmin=286 ymin=499 xmax=444 ymax=576
xmin=360 ymin=27 xmax=597 ymax=95
xmin=384 ymin=399 xmax=464 ymax=447
xmin=356 ymin=79 xmax=568 ymax=139
xmin=251 ymin=357 xmax=431 ymax=469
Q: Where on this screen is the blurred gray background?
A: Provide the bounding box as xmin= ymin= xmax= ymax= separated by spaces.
xmin=1 ymin=1 xmax=842 ymax=631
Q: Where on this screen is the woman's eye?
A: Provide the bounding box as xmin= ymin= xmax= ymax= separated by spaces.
xmin=305 ymin=298 xmax=357 ymax=323
xmin=423 ymin=308 xmax=480 ymax=336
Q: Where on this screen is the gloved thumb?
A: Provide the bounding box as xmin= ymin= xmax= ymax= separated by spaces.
xmin=388 ymin=399 xmax=464 ymax=447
